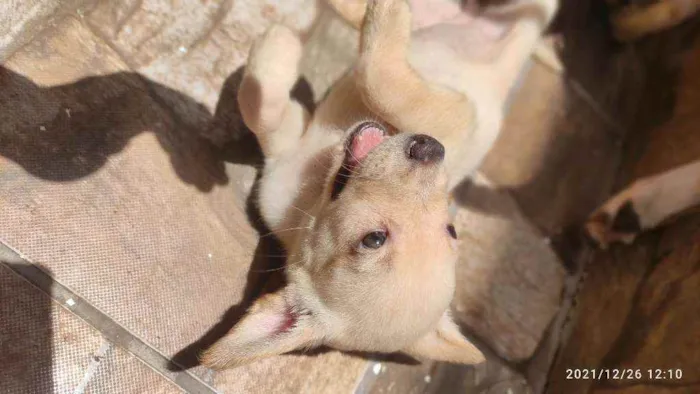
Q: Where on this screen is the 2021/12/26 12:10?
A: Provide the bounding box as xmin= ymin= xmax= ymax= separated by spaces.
xmin=565 ymin=369 xmax=683 ymax=380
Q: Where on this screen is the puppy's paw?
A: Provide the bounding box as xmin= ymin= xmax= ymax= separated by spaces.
xmin=239 ymin=24 xmax=303 ymax=139
xmin=247 ymin=25 xmax=302 ymax=92
xmin=361 ymin=0 xmax=411 ymax=52
xmin=586 ymin=199 xmax=643 ymax=249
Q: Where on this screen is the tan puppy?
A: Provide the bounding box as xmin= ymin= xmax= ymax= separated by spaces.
xmin=587 ymin=160 xmax=700 ymax=248
xmin=608 ymin=0 xmax=700 ymax=42
xmin=201 ymin=0 xmax=558 ymax=369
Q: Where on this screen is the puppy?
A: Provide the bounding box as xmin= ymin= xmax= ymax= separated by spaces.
xmin=201 ymin=0 xmax=558 ymax=369
xmin=607 ymin=0 xmax=700 ymax=42
xmin=587 ymin=160 xmax=700 ymax=248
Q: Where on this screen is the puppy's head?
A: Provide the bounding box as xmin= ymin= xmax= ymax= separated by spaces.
xmin=202 ymin=122 xmax=484 ymax=369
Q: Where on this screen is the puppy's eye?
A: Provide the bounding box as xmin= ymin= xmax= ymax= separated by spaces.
xmin=447 ymin=224 xmax=457 ymax=239
xmin=361 ymin=231 xmax=387 ymax=249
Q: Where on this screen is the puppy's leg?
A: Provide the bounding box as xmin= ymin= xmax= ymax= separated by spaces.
xmin=586 ymin=160 xmax=700 ymax=248
xmin=326 ymin=0 xmax=366 ymax=29
xmin=239 ymin=25 xmax=308 ymax=158
xmin=355 ymin=0 xmax=477 ymax=182
xmin=611 ymin=0 xmax=700 ymax=42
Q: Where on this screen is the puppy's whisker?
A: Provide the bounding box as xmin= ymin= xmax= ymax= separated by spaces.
xmin=258 ymin=226 xmax=312 ymax=239
xmin=337 ymin=162 xmax=391 ymax=181
xmin=288 ymin=204 xmax=316 ymax=221
xmin=250 ymin=257 xmax=307 ymax=273
xmin=254 ymin=253 xmax=289 ymax=258
xmin=250 ymin=267 xmax=285 ymax=273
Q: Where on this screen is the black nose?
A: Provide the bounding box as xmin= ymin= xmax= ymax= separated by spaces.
xmin=407 ymin=134 xmax=445 ymax=163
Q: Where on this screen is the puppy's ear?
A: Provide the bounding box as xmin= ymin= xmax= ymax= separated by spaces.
xmin=403 ymin=311 xmax=484 ymax=364
xmin=200 ymin=288 xmax=321 ymax=369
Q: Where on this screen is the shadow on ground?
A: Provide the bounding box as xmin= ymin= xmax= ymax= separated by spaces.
xmin=0 ymin=64 xmax=317 ymax=371
xmin=0 ymin=262 xmax=54 ymax=393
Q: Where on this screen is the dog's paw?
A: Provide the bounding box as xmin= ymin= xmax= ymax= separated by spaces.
xmin=362 ymin=0 xmax=411 ymax=52
xmin=247 ymin=24 xmax=302 ymax=91
xmin=585 ymin=199 xmax=643 ymax=249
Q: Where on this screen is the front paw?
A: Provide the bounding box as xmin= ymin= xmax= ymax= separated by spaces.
xmin=247 ymin=25 xmax=302 ymax=93
xmin=361 ymin=0 xmax=411 ymax=53
xmin=585 ymin=199 xmax=643 ymax=249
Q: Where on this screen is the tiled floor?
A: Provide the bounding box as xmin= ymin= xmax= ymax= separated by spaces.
xmin=1 ymin=1 xmax=368 ymax=393
xmin=2 ymin=0 xmax=698 ymax=393
xmin=0 ymin=262 xmax=183 ymax=394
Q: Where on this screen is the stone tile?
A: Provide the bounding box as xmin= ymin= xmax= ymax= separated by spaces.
xmin=0 ymin=263 xmax=180 ymax=394
xmin=1 ymin=263 xmax=99 ymax=394
xmin=452 ymin=173 xmax=566 ymax=361
xmin=213 ymin=351 xmax=368 ymax=394
xmin=1 ymin=15 xmax=258 ymax=380
xmin=86 ymin=345 xmax=183 ymax=394
xmin=428 ymin=360 xmax=529 ymax=394
xmin=0 ymin=0 xmax=93 ymax=61
xmin=86 ymin=0 xmax=319 ymax=133
xmin=86 ymin=0 xmax=229 ymax=67
xmin=3 ymin=15 xmax=130 ymax=84
xmin=367 ymin=361 xmax=436 ymax=394
xmin=480 ymin=62 xmax=622 ymax=234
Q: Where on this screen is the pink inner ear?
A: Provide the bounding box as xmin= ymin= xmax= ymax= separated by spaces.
xmin=258 ymin=306 xmax=297 ymax=336
xmin=350 ymin=126 xmax=386 ymax=163
xmin=276 ymin=307 xmax=297 ymax=334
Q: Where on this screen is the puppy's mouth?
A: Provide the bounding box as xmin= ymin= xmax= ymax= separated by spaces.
xmin=330 ymin=122 xmax=387 ymax=200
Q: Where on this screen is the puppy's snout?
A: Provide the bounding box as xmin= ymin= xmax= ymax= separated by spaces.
xmin=407 ymin=134 xmax=445 ymax=164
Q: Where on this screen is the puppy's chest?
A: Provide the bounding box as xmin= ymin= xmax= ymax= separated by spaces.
xmin=259 ymin=138 xmax=338 ymax=231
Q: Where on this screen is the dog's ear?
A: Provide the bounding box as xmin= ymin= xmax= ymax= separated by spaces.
xmin=403 ymin=310 xmax=485 ymax=364
xmin=200 ymin=288 xmax=321 ymax=369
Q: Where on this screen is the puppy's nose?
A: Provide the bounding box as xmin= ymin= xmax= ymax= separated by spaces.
xmin=407 ymin=134 xmax=445 ymax=163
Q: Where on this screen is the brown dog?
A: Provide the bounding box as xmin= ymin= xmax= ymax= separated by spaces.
xmin=608 ymin=0 xmax=700 ymax=42
xmin=201 ymin=0 xmax=558 ymax=369
xmin=587 ymin=160 xmax=700 ymax=248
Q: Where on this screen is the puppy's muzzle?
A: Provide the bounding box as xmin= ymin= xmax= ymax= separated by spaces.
xmin=407 ymin=134 xmax=445 ymax=164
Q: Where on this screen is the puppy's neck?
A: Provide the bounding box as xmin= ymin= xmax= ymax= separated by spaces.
xmin=265 ymin=143 xmax=338 ymax=249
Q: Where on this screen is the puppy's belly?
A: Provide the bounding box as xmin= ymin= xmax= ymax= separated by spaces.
xmin=412 ymin=18 xmax=512 ymax=65
xmin=409 ymin=39 xmax=505 ymax=182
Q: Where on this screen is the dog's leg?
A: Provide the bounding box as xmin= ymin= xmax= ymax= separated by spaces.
xmin=586 ymin=160 xmax=700 ymax=248
xmin=327 ymin=0 xmax=366 ymax=29
xmin=477 ymin=0 xmax=559 ymax=104
xmin=611 ymin=0 xmax=700 ymax=42
xmin=238 ymin=25 xmax=308 ymax=158
xmin=355 ymin=0 xmax=478 ymax=182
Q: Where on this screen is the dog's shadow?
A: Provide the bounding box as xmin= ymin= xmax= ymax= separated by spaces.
xmin=1 ymin=67 xmax=251 ymax=191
